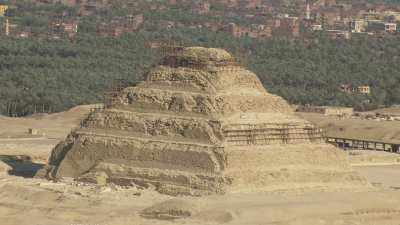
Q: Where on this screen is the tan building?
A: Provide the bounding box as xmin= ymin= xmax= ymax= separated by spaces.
xmin=297 ymin=106 xmax=354 ymax=117
xmin=322 ymin=10 xmax=342 ymax=27
xmin=340 ymin=84 xmax=353 ymax=93
xmin=357 ymin=85 xmax=371 ymax=94
xmin=125 ymin=14 xmax=144 ymax=31
xmin=326 ymin=30 xmax=351 ymax=39
xmin=350 ymin=19 xmax=366 ymax=33
xmin=382 ymin=11 xmax=400 ymax=22
xmin=220 ymin=23 xmax=245 ymax=38
xmin=341 ymin=84 xmax=371 ymax=94
xmin=97 ymin=23 xmax=124 ymax=37
xmin=49 ymin=20 xmax=78 ymax=37
xmin=311 ymin=24 xmax=323 ymax=31
xmin=367 ymin=20 xmax=397 ymax=33
xmin=194 ymin=2 xmax=210 ymax=14
xmin=0 ymin=5 xmax=8 ymax=17
xmin=60 ymin=0 xmax=79 ymax=6
xmin=272 ymin=16 xmax=300 ymax=38
xmin=384 ymin=23 xmax=397 ymax=32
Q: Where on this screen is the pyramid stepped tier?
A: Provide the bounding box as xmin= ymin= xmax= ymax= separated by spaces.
xmin=81 ymin=110 xmax=324 ymax=146
xmin=137 ymin=65 xmax=266 ymax=94
xmin=222 ymin=122 xmax=324 ymax=146
xmin=40 ymin=47 xmax=368 ymax=195
xmin=161 ymin=46 xmax=238 ymax=68
xmin=81 ymin=109 xmax=225 ymax=144
xmin=116 ymin=86 xmax=293 ymax=117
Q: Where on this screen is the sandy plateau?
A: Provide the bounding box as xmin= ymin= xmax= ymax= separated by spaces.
xmin=0 ymin=108 xmax=399 ymax=225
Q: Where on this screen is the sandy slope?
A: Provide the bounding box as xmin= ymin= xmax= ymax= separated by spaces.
xmin=296 ymin=112 xmax=400 ymax=143
xmin=0 ymin=105 xmax=92 ymax=163
xmin=0 ymin=105 xmax=92 ymax=139
xmin=371 ymin=106 xmax=400 ymax=116
xmin=349 ymin=150 xmax=400 ymax=165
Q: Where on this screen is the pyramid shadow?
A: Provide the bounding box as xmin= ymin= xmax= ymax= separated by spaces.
xmin=0 ymin=155 xmax=44 ymax=178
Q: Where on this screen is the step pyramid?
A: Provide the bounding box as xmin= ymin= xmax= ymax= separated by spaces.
xmin=42 ymin=47 xmax=367 ymax=195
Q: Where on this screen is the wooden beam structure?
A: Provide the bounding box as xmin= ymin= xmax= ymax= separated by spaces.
xmin=326 ymin=136 xmax=400 ymax=153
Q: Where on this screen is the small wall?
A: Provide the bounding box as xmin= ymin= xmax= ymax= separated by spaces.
xmin=324 ymin=107 xmax=354 ymax=116
xmin=297 ymin=106 xmax=353 ymax=117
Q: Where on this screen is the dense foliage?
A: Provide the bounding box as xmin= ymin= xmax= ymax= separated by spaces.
xmin=1 ymin=28 xmax=399 ymax=116
xmin=0 ymin=0 xmax=399 ymax=116
xmin=0 ymin=34 xmax=154 ymax=116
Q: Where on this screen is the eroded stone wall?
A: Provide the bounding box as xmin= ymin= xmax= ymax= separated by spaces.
xmin=117 ymin=87 xmax=293 ymax=117
xmin=53 ymin=131 xmax=226 ymax=178
xmin=82 ymin=110 xmax=224 ymax=144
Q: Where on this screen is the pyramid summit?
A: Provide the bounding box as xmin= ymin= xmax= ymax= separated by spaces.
xmin=41 ymin=47 xmax=367 ymax=195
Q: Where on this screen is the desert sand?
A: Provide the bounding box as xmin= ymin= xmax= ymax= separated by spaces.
xmin=1 ymin=107 xmax=400 ymax=225
xmin=296 ymin=112 xmax=400 ymax=143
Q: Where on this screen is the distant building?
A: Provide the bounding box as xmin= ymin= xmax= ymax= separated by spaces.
xmin=357 ymin=85 xmax=371 ymax=94
xmin=367 ymin=20 xmax=397 ymax=33
xmin=125 ymin=14 xmax=144 ymax=31
xmin=272 ymin=15 xmax=300 ymax=38
xmin=313 ymin=0 xmax=337 ymax=8
xmin=63 ymin=20 xmax=78 ymax=33
xmin=340 ymin=84 xmax=353 ymax=93
xmin=16 ymin=31 xmax=31 ymax=38
xmin=250 ymin=0 xmax=262 ymax=8
xmin=350 ymin=19 xmax=366 ymax=33
xmin=305 ymin=0 xmax=311 ymax=20
xmin=362 ymin=9 xmax=380 ymax=20
xmin=97 ymin=23 xmax=124 ymax=37
xmin=60 ymin=0 xmax=79 ymax=6
xmin=382 ymin=11 xmax=400 ymax=22
xmin=50 ymin=20 xmax=78 ymax=37
xmin=168 ymin=0 xmax=177 ymax=5
xmin=219 ymin=22 xmax=272 ymax=39
xmin=311 ymin=24 xmax=323 ymax=31
xmin=96 ymin=14 xmax=143 ymax=37
xmin=340 ymin=84 xmax=371 ymax=94
xmin=326 ymin=30 xmax=350 ymax=39
xmin=79 ymin=0 xmax=108 ymax=15
xmin=250 ymin=24 xmax=272 ymax=38
xmin=194 ymin=2 xmax=210 ymax=14
xmin=158 ymin=20 xmax=175 ymax=29
xmin=320 ymin=7 xmax=342 ymax=28
xmin=220 ymin=23 xmax=245 ymax=38
xmin=0 ymin=5 xmax=8 ymax=17
xmin=297 ymin=105 xmax=354 ymax=117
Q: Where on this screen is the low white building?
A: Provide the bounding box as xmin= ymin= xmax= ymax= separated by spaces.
xmin=297 ymin=106 xmax=354 ymax=117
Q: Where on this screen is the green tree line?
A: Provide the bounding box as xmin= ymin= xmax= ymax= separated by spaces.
xmin=0 ymin=29 xmax=399 ymax=116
